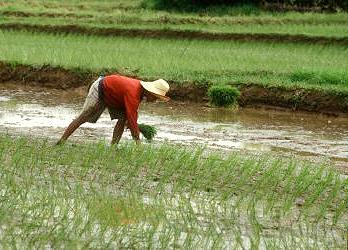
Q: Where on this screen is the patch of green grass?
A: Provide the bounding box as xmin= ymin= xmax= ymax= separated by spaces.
xmin=0 ymin=134 xmax=347 ymax=248
xmin=0 ymin=30 xmax=347 ymax=94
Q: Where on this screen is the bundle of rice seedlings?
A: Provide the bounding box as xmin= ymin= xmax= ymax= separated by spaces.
xmin=207 ymin=84 xmax=240 ymax=107
xmin=139 ymin=124 xmax=157 ymax=141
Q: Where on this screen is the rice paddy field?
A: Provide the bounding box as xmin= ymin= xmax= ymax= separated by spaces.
xmin=0 ymin=0 xmax=348 ymax=249
xmin=0 ymin=135 xmax=347 ymax=248
xmin=1 ymin=30 xmax=348 ymax=94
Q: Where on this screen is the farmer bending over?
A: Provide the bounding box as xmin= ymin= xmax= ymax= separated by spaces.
xmin=57 ymin=74 xmax=170 ymax=145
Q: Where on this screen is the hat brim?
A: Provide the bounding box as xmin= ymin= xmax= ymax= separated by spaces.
xmin=149 ymin=92 xmax=170 ymax=102
xmin=140 ymin=81 xmax=170 ymax=101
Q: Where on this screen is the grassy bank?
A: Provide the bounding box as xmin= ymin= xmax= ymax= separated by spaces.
xmin=1 ymin=30 xmax=348 ymax=95
xmin=0 ymin=134 xmax=347 ymax=248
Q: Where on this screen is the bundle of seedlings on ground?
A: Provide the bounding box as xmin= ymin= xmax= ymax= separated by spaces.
xmin=139 ymin=123 xmax=157 ymax=141
xmin=208 ymin=84 xmax=240 ymax=107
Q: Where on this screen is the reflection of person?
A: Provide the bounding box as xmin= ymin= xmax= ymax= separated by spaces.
xmin=57 ymin=74 xmax=170 ymax=145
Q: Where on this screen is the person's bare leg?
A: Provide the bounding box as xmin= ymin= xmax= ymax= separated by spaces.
xmin=56 ymin=115 xmax=88 ymax=145
xmin=111 ymin=119 xmax=126 ymax=145
xmin=56 ymin=102 xmax=103 ymax=145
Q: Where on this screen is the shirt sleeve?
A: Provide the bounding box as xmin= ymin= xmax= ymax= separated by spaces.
xmin=124 ymin=94 xmax=140 ymax=139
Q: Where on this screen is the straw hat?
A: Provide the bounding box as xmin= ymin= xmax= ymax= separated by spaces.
xmin=140 ymin=79 xmax=170 ymax=101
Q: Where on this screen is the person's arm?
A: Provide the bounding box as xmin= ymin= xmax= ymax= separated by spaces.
xmin=124 ymin=95 xmax=140 ymax=143
xmin=129 ymin=120 xmax=141 ymax=144
xmin=111 ymin=118 xmax=126 ymax=145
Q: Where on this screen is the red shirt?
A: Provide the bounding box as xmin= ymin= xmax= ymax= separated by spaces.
xmin=103 ymin=75 xmax=143 ymax=138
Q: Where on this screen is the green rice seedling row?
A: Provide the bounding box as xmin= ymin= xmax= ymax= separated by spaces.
xmin=0 ymin=134 xmax=347 ymax=248
xmin=1 ymin=30 xmax=348 ymax=94
xmin=1 ymin=0 xmax=348 ymax=39
xmin=1 ymin=15 xmax=348 ymax=39
xmin=1 ymin=14 xmax=348 ymax=40
xmin=2 ymin=0 xmax=348 ymax=25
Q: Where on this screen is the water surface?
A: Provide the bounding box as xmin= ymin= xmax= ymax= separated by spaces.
xmin=1 ymin=85 xmax=347 ymax=173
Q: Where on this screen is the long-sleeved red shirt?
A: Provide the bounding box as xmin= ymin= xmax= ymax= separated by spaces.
xmin=102 ymin=75 xmax=143 ymax=138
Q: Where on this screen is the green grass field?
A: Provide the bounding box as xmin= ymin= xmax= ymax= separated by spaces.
xmin=1 ymin=30 xmax=348 ymax=94
xmin=0 ymin=135 xmax=347 ymax=248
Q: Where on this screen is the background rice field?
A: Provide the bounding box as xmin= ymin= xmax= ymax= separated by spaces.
xmin=0 ymin=30 xmax=348 ymax=93
xmin=2 ymin=15 xmax=348 ymax=39
xmin=1 ymin=0 xmax=348 ymax=38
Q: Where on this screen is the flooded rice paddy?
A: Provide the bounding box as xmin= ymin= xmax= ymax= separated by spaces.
xmin=0 ymin=84 xmax=347 ymax=173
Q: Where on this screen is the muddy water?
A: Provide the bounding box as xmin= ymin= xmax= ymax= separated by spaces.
xmin=0 ymin=85 xmax=347 ymax=172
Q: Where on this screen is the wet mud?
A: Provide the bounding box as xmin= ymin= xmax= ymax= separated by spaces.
xmin=1 ymin=62 xmax=348 ymax=116
xmin=0 ymin=84 xmax=347 ymax=174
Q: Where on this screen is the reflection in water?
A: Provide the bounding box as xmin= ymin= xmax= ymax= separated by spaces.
xmin=0 ymin=85 xmax=347 ymax=171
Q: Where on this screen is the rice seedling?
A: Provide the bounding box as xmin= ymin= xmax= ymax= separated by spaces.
xmin=207 ymin=84 xmax=240 ymax=107
xmin=0 ymin=134 xmax=347 ymax=248
xmin=138 ymin=123 xmax=157 ymax=141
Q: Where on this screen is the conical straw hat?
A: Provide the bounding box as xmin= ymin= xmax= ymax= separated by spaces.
xmin=140 ymin=79 xmax=170 ymax=101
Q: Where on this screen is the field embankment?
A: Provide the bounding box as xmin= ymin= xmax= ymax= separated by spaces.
xmin=1 ymin=23 xmax=348 ymax=46
xmin=0 ymin=135 xmax=347 ymax=248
